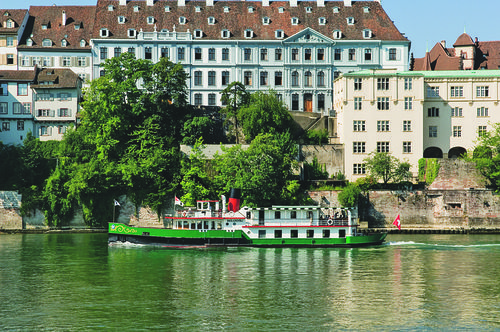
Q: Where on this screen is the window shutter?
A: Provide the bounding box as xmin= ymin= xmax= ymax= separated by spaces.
xmin=38 ymin=127 xmax=41 ymax=135
xmin=71 ymin=57 xmax=77 ymax=66
xmin=50 ymin=109 xmax=55 ymax=117
xmin=57 ymin=108 xmax=61 ymax=117
xmin=68 ymin=109 xmax=72 ymax=117
xmin=29 ymin=56 xmax=34 ymax=66
xmin=48 ymin=127 xmax=52 ymax=135
xmin=0 ymin=54 xmax=6 ymax=65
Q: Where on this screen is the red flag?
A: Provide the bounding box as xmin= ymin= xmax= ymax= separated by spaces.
xmin=393 ymin=214 xmax=401 ymax=230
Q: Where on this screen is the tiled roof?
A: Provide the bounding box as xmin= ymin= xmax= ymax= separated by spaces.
xmin=477 ymin=41 xmax=500 ymax=70
xmin=413 ymin=42 xmax=461 ymax=71
xmin=453 ymin=32 xmax=474 ymax=47
xmin=343 ymin=69 xmax=500 ymax=79
xmin=93 ymin=0 xmax=408 ymax=41
xmin=0 ymin=68 xmax=36 ymax=82
xmin=18 ymin=6 xmax=96 ymax=50
xmin=0 ymin=9 xmax=27 ymax=33
xmin=31 ymin=68 xmax=81 ymax=89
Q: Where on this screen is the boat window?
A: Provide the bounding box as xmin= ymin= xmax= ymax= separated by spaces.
xmin=323 ymin=229 xmax=330 ymax=238
xmin=274 ymin=230 xmax=282 ymax=238
xmin=275 ymin=211 xmax=281 ymax=219
xmin=291 ymin=230 xmax=298 ymax=238
xmin=259 ymin=210 xmax=265 ymax=223
xmin=259 ymin=230 xmax=266 ymax=238
xmin=339 ymin=229 xmax=346 ymax=238
xmin=246 ymin=212 xmax=251 ymax=219
xmin=307 ymin=230 xmax=314 ymax=238
xmin=291 ymin=211 xmax=297 ymax=219
xmin=308 ymin=211 xmax=313 ymax=218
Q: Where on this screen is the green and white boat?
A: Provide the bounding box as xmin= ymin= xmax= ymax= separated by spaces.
xmin=109 ymin=197 xmax=386 ymax=248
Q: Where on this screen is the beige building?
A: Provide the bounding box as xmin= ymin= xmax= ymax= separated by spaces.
xmin=0 ymin=9 xmax=29 ymax=70
xmin=334 ymin=69 xmax=500 ymax=181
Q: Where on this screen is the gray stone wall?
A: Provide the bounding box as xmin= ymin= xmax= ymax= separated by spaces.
xmin=0 ymin=191 xmax=22 ymax=230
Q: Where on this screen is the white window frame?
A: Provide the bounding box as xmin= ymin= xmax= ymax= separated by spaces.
xmin=100 ymin=28 xmax=109 ymax=38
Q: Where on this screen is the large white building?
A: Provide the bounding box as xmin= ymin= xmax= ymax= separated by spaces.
xmin=334 ymin=69 xmax=500 ymax=181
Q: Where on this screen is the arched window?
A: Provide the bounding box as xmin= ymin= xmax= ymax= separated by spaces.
xmin=304 ymin=71 xmax=312 ymax=87
xmin=291 ymin=71 xmax=299 ymax=87
xmin=317 ymin=71 xmax=325 ymax=87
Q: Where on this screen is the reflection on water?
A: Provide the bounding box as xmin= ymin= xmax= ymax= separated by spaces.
xmin=1 ymin=233 xmax=500 ymax=330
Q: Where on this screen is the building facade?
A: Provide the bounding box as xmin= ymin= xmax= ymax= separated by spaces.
xmin=0 ymin=9 xmax=29 ymax=70
xmin=334 ymin=69 xmax=500 ymax=181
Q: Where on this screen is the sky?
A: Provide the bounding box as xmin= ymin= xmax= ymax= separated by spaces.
xmin=4 ymin=0 xmax=499 ymax=58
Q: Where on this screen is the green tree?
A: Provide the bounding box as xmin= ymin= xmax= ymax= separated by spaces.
xmin=364 ymin=152 xmax=412 ymax=184
xmin=220 ymin=81 xmax=250 ymax=143
xmin=338 ymin=183 xmax=361 ymax=208
xmin=306 ymin=128 xmax=329 ymax=145
xmin=468 ymin=123 xmax=500 ymax=190
xmin=181 ymin=116 xmax=216 ymax=145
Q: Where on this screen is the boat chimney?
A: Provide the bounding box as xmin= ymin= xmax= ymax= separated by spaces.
xmin=228 ymin=188 xmax=241 ymax=212
xmin=221 ymin=195 xmax=227 ymax=213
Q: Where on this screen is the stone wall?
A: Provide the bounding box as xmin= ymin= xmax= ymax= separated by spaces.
xmin=301 ymin=144 xmax=344 ymax=178
xmin=0 ymin=191 xmax=22 ymax=230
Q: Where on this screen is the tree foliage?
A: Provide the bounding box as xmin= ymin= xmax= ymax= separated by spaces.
xmin=220 ymin=81 xmax=250 ymax=143
xmin=338 ymin=183 xmax=361 ymax=208
xmin=467 ymin=123 xmax=500 ymax=190
xmin=364 ymin=152 xmax=412 ymax=184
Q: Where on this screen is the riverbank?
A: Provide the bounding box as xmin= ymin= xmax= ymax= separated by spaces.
xmin=0 ymin=228 xmax=107 ymax=235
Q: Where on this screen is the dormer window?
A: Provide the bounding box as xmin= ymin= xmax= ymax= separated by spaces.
xmin=291 ymin=17 xmax=299 ymax=25
xmin=223 ymin=6 xmax=230 ymax=13
xmin=363 ymin=6 xmax=370 ymax=13
xmin=333 ymin=7 xmax=339 ymax=13
xmin=147 ymin=16 xmax=155 ymax=24
xmin=27 ymin=38 xmax=33 ymax=46
xmin=133 ymin=5 xmax=139 ymax=12
xmin=333 ymin=30 xmax=342 ymax=39
xmin=194 ymin=29 xmax=203 ymax=38
xmin=305 ymin=7 xmax=312 ymax=13
xmin=363 ymin=29 xmax=372 ymax=39
xmin=108 ymin=5 xmax=114 ymax=11
xmin=74 ymin=23 xmax=81 ymax=30
xmin=244 ymin=29 xmax=254 ymax=39
xmin=100 ymin=28 xmax=109 ymax=37
xmin=248 ymin=6 xmax=254 ymax=13
xmin=195 ymin=6 xmax=201 ymax=12
xmin=221 ymin=29 xmax=230 ymax=38
xmin=179 ymin=16 xmax=186 ymax=24
xmin=61 ymin=39 xmax=67 ymax=47
xmin=319 ymin=17 xmax=326 ymax=25
xmin=6 ymin=19 xmax=14 ymax=28
xmin=164 ymin=6 xmax=170 ymax=12
xmin=278 ymin=7 xmax=285 ymax=13
xmin=347 ymin=17 xmax=355 ymax=25
xmin=262 ymin=17 xmax=270 ymax=25
xmin=128 ymin=29 xmax=136 ymax=38
xmin=42 ymin=38 xmax=52 ymax=47
xmin=118 ymin=16 xmax=126 ymax=24
xmin=41 ymin=24 xmax=48 ymax=30
xmin=80 ymin=39 xmax=86 ymax=47
xmin=275 ymin=30 xmax=284 ymax=39
xmin=208 ymin=16 xmax=215 ymax=25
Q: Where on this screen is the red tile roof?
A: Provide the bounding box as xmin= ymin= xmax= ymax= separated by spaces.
xmin=31 ymin=68 xmax=81 ymax=89
xmin=0 ymin=68 xmax=36 ymax=82
xmin=93 ymin=0 xmax=408 ymax=41
xmin=18 ymin=6 xmax=96 ymax=50
xmin=477 ymin=41 xmax=500 ymax=70
xmin=0 ymin=9 xmax=28 ymax=33
xmin=412 ymin=42 xmax=461 ymax=71
xmin=453 ymin=32 xmax=474 ymax=47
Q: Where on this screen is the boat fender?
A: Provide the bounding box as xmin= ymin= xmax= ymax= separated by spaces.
xmin=182 ymin=211 xmax=186 ymax=217
xmin=327 ymin=219 xmax=333 ymax=225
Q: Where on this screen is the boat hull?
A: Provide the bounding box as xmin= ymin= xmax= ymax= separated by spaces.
xmin=108 ymin=223 xmax=387 ymax=248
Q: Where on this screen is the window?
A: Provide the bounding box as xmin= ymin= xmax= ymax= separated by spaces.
xmin=244 ymin=71 xmax=252 ymax=86
xmin=221 ymin=29 xmax=230 ymax=38
xmin=6 ymin=20 xmax=14 ymax=29
xmin=32 ymin=57 xmax=40 ymax=66
xmin=37 ymin=109 xmax=53 ymax=117
xmin=262 ymin=16 xmax=270 ymax=25
xmin=13 ymin=103 xmax=22 ymax=114
xmin=222 ymin=48 xmax=229 ymax=60
xmin=40 ymin=126 xmax=50 ymax=136
xmin=477 ymin=86 xmax=489 ymax=97
xmin=275 ymin=30 xmax=284 ymax=39
xmin=208 ymin=48 xmax=215 ymax=61
xmin=208 ymin=16 xmax=215 ymax=25
xmin=114 ymin=47 xmax=121 ymax=58
xmin=353 ymin=164 xmax=366 ymax=175
xmin=17 ymin=83 xmax=28 ymax=96
xmin=77 ymin=56 xmax=86 ymax=66
xmin=223 ymin=6 xmax=230 ymax=13
xmin=194 ymin=29 xmax=203 ymax=38
xmin=208 ymin=71 xmax=216 ymax=86
xmin=363 ymin=29 xmax=372 ymax=39
xmin=80 ymin=39 xmax=86 ymax=47
xmin=179 ymin=16 xmax=186 ymax=24
xmin=279 ymin=7 xmax=285 ymax=13
xmin=58 ymin=125 xmax=67 ymax=134
xmin=347 ymin=17 xmax=355 ymax=25
xmin=292 ymin=94 xmax=299 ymax=111
xmin=291 ymin=71 xmax=299 ymax=87
xmin=364 ymin=48 xmax=372 ymax=61
xmin=100 ymin=28 xmax=109 ymax=38
xmin=274 ymin=211 xmax=281 ymax=219
xmin=304 ymin=49 xmax=312 ymax=61
xmin=59 ymin=93 xmax=70 ymax=101
xmin=258 ymin=230 xmax=266 ymax=239
xmin=304 ymin=71 xmax=312 ymax=87
xmin=427 ymin=86 xmax=440 ymax=97
xmin=275 ymin=71 xmax=282 ymax=86
xmin=275 ymin=48 xmax=282 ymax=61
xmin=354 ymin=97 xmax=362 ymax=110
xmin=333 ymin=30 xmax=342 ymax=39
xmin=404 ymin=78 xmax=412 ymax=90
xmin=290 ymin=230 xmax=298 ymax=238
xmin=348 ymin=49 xmax=356 ymax=61
xmin=403 ymin=120 xmax=411 ymax=132
xmin=108 ymin=4 xmax=114 ymax=11
xmin=377 ymin=142 xmax=390 ymax=153
xmin=62 ymin=56 xmax=71 ymax=66
xmin=292 ymin=48 xmax=299 ymax=61
xmin=17 ymin=121 xmax=24 ymax=131
xmin=334 ymin=48 xmax=341 ymax=60
xmin=478 ymin=126 xmax=487 ymax=137
xmin=404 ymin=97 xmax=412 ymax=110
xmin=388 ymin=48 xmax=397 ymax=60
xmin=377 ymin=120 xmax=390 ymax=132
xmin=41 ymin=56 xmax=50 ymax=67
xmin=208 ymin=93 xmax=216 ymax=106
xmin=2 ymin=122 xmax=10 ymax=131
xmin=23 ymin=103 xmax=31 ymax=114
xmin=244 ymin=48 xmax=252 ymax=61
xmin=194 ymin=71 xmax=202 ymax=86
xmin=128 ymin=29 xmax=136 ymax=38
xmin=145 ymin=47 xmax=152 ymax=60
xmin=244 ymin=29 xmax=254 ymax=38
xmin=61 ymin=39 xmax=68 ymax=47
xmin=6 ymin=36 xmax=14 ymax=47
xmin=319 ymin=17 xmax=326 ymax=25
xmin=260 ymin=71 xmax=268 ymax=86
xmin=128 ymin=47 xmax=136 ymax=56
xmin=377 ymin=97 xmax=389 ymax=110
xmin=0 ymin=102 xmax=7 ymax=113
xmin=429 ymin=126 xmax=437 ymax=138
xmin=377 ymin=78 xmax=389 ymax=90
xmin=306 ymin=229 xmax=314 ymax=238
xmin=353 ymin=142 xmax=366 ymax=154
xmin=317 ymin=71 xmax=325 ymax=87
xmin=100 ymin=47 xmax=108 ymax=60
xmin=21 ymin=56 xmax=29 ymax=66
xmin=403 ymin=142 xmax=412 ymax=153
xmin=317 ymin=48 xmax=325 ymax=61
xmin=42 ymin=39 xmax=52 ymax=47
xmin=318 ymin=94 xmax=325 ymax=110
xmin=222 ymin=71 xmax=229 ymax=86
xmin=164 ymin=5 xmax=170 ymax=12
xmin=177 ymin=47 xmax=185 ymax=61
xmin=354 ymin=78 xmax=362 ymax=90
xmin=59 ymin=108 xmax=71 ymax=117
xmin=118 ymin=16 xmax=125 ymax=24
xmin=194 ymin=93 xmax=202 ymax=106
xmin=260 ymin=48 xmax=268 ymax=61
xmin=291 ymin=17 xmax=299 ymax=25
xmin=275 ymin=230 xmax=282 ymax=238
xmin=428 ymin=107 xmax=439 ymax=117
xmin=451 ymin=86 xmax=463 ymax=97
xmin=451 ymin=107 xmax=463 ymax=117
xmin=37 ymin=94 xmax=53 ymax=101
xmin=161 ymin=47 xmax=169 ymax=58
xmin=353 ymin=120 xmax=365 ymax=132
xmin=477 ymin=107 xmax=489 ymax=117
xmin=194 ymin=48 xmax=202 ymax=60
xmin=453 ymin=126 xmax=462 ymax=137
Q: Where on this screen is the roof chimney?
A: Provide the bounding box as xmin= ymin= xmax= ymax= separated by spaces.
xmin=119 ymin=0 xmax=127 ymax=5
xmin=206 ymin=0 xmax=214 ymax=6
xmin=344 ymin=0 xmax=352 ymax=6
xmin=62 ymin=10 xmax=66 ymax=26
xmin=147 ymin=0 xmax=154 ymax=6
xmin=440 ymin=40 xmax=446 ymax=48
xmin=178 ymin=0 xmax=185 ymax=7
xmin=290 ymin=0 xmax=297 ymax=7
xmin=317 ymin=0 xmax=325 ymax=7
xmin=262 ymin=0 xmax=269 ymax=6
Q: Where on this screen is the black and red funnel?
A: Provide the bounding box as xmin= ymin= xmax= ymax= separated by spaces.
xmin=227 ymin=188 xmax=241 ymax=212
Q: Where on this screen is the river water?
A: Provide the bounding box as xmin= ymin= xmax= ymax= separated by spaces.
xmin=1 ymin=233 xmax=499 ymax=331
